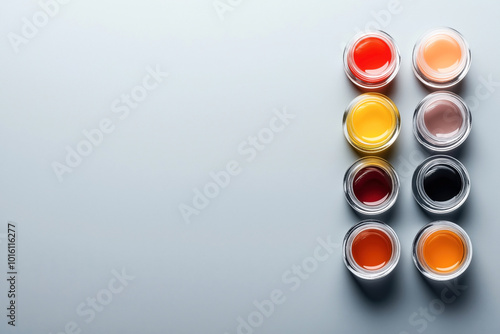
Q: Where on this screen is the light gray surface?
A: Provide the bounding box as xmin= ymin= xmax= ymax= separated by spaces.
xmin=1 ymin=1 xmax=500 ymax=333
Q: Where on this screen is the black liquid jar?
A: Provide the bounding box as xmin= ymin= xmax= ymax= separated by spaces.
xmin=412 ymin=155 xmax=470 ymax=214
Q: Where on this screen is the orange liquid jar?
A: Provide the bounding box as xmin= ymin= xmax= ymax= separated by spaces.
xmin=413 ymin=221 xmax=472 ymax=280
xmin=412 ymin=28 xmax=471 ymax=88
xmin=343 ymin=220 xmax=400 ymax=280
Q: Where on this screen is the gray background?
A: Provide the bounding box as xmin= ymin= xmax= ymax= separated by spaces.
xmin=1 ymin=0 xmax=500 ymax=333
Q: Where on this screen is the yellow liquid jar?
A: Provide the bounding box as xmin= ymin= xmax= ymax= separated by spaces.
xmin=343 ymin=93 xmax=401 ymax=153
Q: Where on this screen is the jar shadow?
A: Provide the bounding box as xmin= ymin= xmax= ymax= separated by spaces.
xmin=346 ymin=137 xmax=401 ymax=161
xmin=348 ymin=74 xmax=400 ymax=96
xmin=417 ymin=129 xmax=472 ymax=160
xmin=415 ymin=197 xmax=472 ymax=228
xmin=345 ymin=262 xmax=401 ymax=304
xmin=414 ymin=75 xmax=469 ymax=95
xmin=413 ymin=259 xmax=475 ymax=312
xmin=348 ymin=198 xmax=402 ymax=226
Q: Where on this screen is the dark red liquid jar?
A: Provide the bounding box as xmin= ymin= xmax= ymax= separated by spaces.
xmin=344 ymin=157 xmax=400 ymax=215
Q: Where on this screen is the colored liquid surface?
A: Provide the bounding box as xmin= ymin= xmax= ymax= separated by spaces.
xmin=352 ymin=36 xmax=392 ymax=80
xmin=423 ymin=100 xmax=463 ymax=138
xmin=423 ymin=230 xmax=465 ymax=273
xmin=352 ymin=229 xmax=392 ymax=271
xmin=347 ymin=97 xmax=396 ymax=149
xmin=353 ymin=167 xmax=392 ymax=206
xmin=423 ymin=165 xmax=462 ymax=201
xmin=419 ymin=34 xmax=462 ymax=77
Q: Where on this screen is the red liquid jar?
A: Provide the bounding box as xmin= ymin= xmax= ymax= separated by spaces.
xmin=343 ymin=31 xmax=401 ymax=90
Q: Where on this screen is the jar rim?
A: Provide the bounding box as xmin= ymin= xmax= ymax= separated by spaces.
xmin=412 ymin=155 xmax=470 ymax=214
xmin=412 ymin=221 xmax=473 ymax=281
xmin=343 ymin=220 xmax=401 ymax=280
xmin=343 ymin=30 xmax=401 ymax=89
xmin=344 ymin=157 xmax=400 ymax=215
xmin=412 ymin=27 xmax=471 ymax=89
xmin=343 ymin=93 xmax=401 ymax=153
xmin=413 ymin=91 xmax=472 ymax=152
